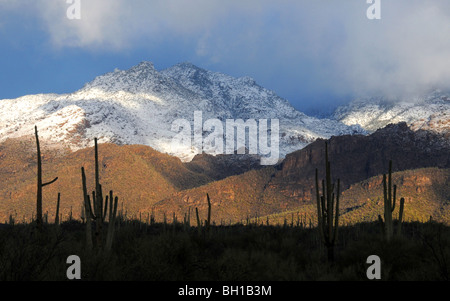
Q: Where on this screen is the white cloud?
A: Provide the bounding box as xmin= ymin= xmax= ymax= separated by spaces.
xmin=29 ymin=0 xmax=263 ymax=50
xmin=2 ymin=0 xmax=450 ymax=100
xmin=330 ymin=1 xmax=450 ymax=98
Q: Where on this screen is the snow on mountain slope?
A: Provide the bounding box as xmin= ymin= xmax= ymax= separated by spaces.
xmin=161 ymin=63 xmax=365 ymax=155
xmin=333 ymin=91 xmax=450 ymax=136
xmin=0 ymin=61 xmax=364 ymax=162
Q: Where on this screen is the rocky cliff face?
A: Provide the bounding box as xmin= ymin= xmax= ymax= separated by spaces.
xmin=267 ymin=122 xmax=450 ymax=202
xmin=185 ymin=152 xmax=263 ymax=181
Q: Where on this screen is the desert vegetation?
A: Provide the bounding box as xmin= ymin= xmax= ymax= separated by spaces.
xmin=0 ymin=132 xmax=448 ymax=281
xmin=0 ymin=216 xmax=449 ymax=281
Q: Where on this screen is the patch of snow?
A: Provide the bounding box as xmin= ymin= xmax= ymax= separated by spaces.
xmin=0 ymin=61 xmax=366 ymax=162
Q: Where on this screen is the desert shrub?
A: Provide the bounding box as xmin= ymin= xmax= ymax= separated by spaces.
xmin=0 ymin=220 xmax=448 ymax=281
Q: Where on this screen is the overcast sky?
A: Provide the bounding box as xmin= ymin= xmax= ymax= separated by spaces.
xmin=0 ymin=0 xmax=449 ymax=114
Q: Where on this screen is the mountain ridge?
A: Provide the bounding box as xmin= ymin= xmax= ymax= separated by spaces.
xmin=0 ymin=61 xmax=365 ymax=163
xmin=333 ymin=90 xmax=450 ymax=136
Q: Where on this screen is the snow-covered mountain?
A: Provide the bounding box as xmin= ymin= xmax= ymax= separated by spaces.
xmin=0 ymin=61 xmax=364 ymax=162
xmin=333 ymin=90 xmax=450 ymax=136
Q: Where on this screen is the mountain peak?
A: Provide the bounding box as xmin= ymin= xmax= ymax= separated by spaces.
xmin=126 ymin=61 xmax=159 ymax=78
xmin=80 ymin=61 xmax=163 ymax=93
xmin=163 ymin=62 xmax=209 ymax=77
xmin=174 ymin=62 xmax=201 ymax=70
xmin=131 ymin=61 xmax=156 ymax=71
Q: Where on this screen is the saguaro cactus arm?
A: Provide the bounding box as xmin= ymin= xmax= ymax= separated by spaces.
xmin=42 ymin=177 xmax=59 ymax=187
xmin=35 ymin=126 xmax=58 ymax=230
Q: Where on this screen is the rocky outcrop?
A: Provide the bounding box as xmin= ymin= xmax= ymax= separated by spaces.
xmin=269 ymin=122 xmax=450 ymax=201
xmin=185 ymin=152 xmax=263 ymax=181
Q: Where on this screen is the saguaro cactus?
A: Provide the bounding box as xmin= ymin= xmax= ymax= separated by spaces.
xmin=315 ymin=142 xmax=340 ymax=262
xmin=55 ymin=193 xmax=61 ymax=225
xmin=35 ymin=126 xmax=58 ymax=230
xmin=195 ymin=207 xmax=202 ymax=231
xmin=105 ymin=190 xmax=119 ymax=251
xmin=82 ymin=138 xmax=119 ymax=251
xmin=205 ymin=193 xmax=212 ymax=230
xmin=378 ymin=160 xmax=405 ymax=241
xmin=93 ymin=138 xmax=105 ymax=248
xmin=195 ymin=193 xmax=212 ymax=233
xmin=82 ymin=167 xmax=93 ymax=249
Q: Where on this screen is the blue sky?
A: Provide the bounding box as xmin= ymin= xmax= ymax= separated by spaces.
xmin=1 ymin=0 xmax=450 ymax=114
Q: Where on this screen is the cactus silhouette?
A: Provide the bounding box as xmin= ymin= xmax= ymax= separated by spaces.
xmin=315 ymin=141 xmax=340 ymax=263
xmin=195 ymin=193 xmax=212 ymax=234
xmin=55 ymin=192 xmax=61 ymax=225
xmin=81 ymin=138 xmax=119 ymax=251
xmin=105 ymin=190 xmax=119 ymax=251
xmin=378 ymin=160 xmax=405 ymax=241
xmin=206 ymin=193 xmax=212 ymax=231
xmin=35 ymin=126 xmax=58 ymax=231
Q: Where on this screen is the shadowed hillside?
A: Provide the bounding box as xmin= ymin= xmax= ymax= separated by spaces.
xmin=1 ymin=122 xmax=449 ymax=227
xmin=259 ymin=168 xmax=450 ymax=226
xmin=154 ymin=123 xmax=450 ymax=225
xmin=153 ymin=166 xmax=450 ymax=226
xmin=0 ymin=138 xmax=214 ymax=222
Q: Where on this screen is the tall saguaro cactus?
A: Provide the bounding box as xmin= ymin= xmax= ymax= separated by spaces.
xmin=195 ymin=193 xmax=212 ymax=234
xmin=55 ymin=192 xmax=61 ymax=225
xmin=82 ymin=167 xmax=93 ymax=249
xmin=378 ymin=160 xmax=405 ymax=241
xmin=206 ymin=193 xmax=212 ymax=231
xmin=105 ymin=190 xmax=119 ymax=251
xmin=93 ymin=138 xmax=105 ymax=248
xmin=82 ymin=138 xmax=119 ymax=251
xmin=35 ymin=126 xmax=58 ymax=230
xmin=315 ymin=142 xmax=340 ymax=263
